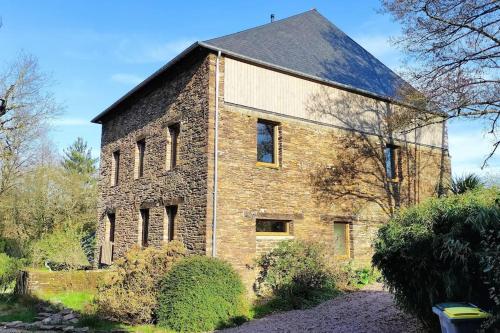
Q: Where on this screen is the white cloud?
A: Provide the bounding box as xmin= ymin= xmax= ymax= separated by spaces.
xmin=52 ymin=118 xmax=92 ymax=126
xmin=110 ymin=73 xmax=144 ymax=85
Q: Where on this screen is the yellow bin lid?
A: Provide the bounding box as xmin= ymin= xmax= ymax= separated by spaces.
xmin=443 ymin=307 xmax=489 ymax=319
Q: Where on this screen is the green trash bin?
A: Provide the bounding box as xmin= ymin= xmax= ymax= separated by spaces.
xmin=432 ymin=302 xmax=489 ymax=333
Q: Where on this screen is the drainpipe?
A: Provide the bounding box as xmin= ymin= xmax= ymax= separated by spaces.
xmin=212 ymin=50 xmax=221 ymax=257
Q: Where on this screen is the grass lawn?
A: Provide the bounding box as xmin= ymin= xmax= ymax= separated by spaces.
xmin=37 ymin=291 xmax=94 ymax=312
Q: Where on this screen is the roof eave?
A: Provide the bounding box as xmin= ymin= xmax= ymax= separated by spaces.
xmin=91 ymin=40 xmax=439 ymax=124
xmin=91 ymin=42 xmax=201 ymax=123
xmin=198 ymin=41 xmax=425 ymax=112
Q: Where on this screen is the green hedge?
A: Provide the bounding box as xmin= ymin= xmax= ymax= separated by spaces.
xmin=372 ymin=188 xmax=500 ymax=329
xmin=157 ymin=256 xmax=247 ymax=332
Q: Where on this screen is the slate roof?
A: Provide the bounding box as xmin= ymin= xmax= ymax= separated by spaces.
xmin=92 ymin=10 xmax=409 ymax=123
xmin=203 ymin=10 xmax=408 ymax=99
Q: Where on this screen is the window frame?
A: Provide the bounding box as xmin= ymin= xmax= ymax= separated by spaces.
xmin=111 ymin=150 xmax=120 ymax=186
xmin=384 ymin=144 xmax=399 ymax=182
xmin=167 ymin=123 xmax=180 ymax=170
xmin=164 ymin=205 xmax=178 ymax=242
xmin=140 ymin=208 xmax=149 ymax=247
xmin=107 ymin=212 xmax=116 ymax=243
xmin=256 ymin=119 xmax=279 ymax=168
xmin=136 ymin=139 xmax=146 ymax=179
xmin=333 ymin=222 xmax=350 ymax=259
xmin=255 ymin=219 xmax=290 ymax=236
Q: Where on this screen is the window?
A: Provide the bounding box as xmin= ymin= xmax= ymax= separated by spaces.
xmin=384 ymin=144 xmax=399 ymax=180
xmin=140 ymin=208 xmax=149 ymax=247
xmin=167 ymin=124 xmax=180 ymax=170
xmin=334 ymin=222 xmax=350 ymax=258
xmin=111 ymin=150 xmax=120 ymax=186
xmin=107 ymin=213 xmax=116 ymax=243
xmin=257 ymin=120 xmax=278 ymax=165
xmin=256 ymin=219 xmax=289 ymax=236
xmin=165 ymin=205 xmax=178 ymax=242
xmin=135 ymin=139 xmax=146 ymax=178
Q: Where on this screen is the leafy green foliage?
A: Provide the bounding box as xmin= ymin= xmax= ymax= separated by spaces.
xmin=480 ymin=228 xmax=500 ymax=329
xmin=0 ymin=253 xmax=23 ymax=292
xmin=95 ymin=242 xmax=186 ymax=325
xmin=157 ymin=256 xmax=248 ymax=332
xmin=450 ymin=173 xmax=484 ymax=195
xmin=0 ymin=140 xmax=98 ymax=265
xmin=372 ymin=188 xmax=500 ymax=329
xmin=31 ymin=227 xmax=90 ymax=270
xmin=342 ymin=263 xmax=380 ymax=288
xmin=352 ymin=267 xmax=378 ymax=286
xmin=255 ymin=240 xmax=338 ymax=310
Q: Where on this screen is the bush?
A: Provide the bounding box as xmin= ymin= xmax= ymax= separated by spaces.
xmin=480 ymin=228 xmax=500 ymax=329
xmin=95 ymin=241 xmax=185 ymax=325
xmin=0 ymin=253 xmax=23 ymax=292
xmin=31 ymin=228 xmax=90 ymax=270
xmin=157 ymin=256 xmax=248 ymax=332
xmin=372 ymin=188 xmax=500 ymax=329
xmin=255 ymin=240 xmax=337 ymax=310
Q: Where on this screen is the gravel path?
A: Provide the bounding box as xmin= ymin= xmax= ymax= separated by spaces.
xmin=220 ymin=283 xmax=423 ymax=333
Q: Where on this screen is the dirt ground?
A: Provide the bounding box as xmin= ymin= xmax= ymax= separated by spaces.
xmin=220 ymin=283 xmax=424 ymax=333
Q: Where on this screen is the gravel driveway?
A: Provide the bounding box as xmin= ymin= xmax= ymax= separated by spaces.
xmin=220 ymin=283 xmax=423 ymax=333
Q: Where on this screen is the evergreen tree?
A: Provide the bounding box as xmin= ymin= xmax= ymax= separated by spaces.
xmin=61 ymin=137 xmax=98 ymax=176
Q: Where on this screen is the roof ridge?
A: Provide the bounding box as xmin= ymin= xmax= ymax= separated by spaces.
xmin=203 ymin=9 xmax=318 ymax=43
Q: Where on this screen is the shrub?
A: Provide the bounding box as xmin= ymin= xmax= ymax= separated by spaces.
xmin=31 ymin=228 xmax=90 ymax=270
xmin=95 ymin=241 xmax=185 ymax=325
xmin=372 ymin=188 xmax=500 ymax=329
xmin=0 ymin=253 xmax=23 ymax=292
xmin=480 ymin=228 xmax=500 ymax=329
xmin=157 ymin=256 xmax=247 ymax=332
xmin=255 ymin=240 xmax=337 ymax=310
xmin=449 ymin=173 xmax=484 ymax=195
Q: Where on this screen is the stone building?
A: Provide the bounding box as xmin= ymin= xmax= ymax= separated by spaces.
xmin=92 ymin=10 xmax=450 ymax=286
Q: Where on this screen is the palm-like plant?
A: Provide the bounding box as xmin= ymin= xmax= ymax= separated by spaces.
xmin=450 ymin=174 xmax=484 ymax=195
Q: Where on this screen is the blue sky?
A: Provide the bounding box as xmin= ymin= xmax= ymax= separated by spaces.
xmin=1 ymin=0 xmax=498 ymax=179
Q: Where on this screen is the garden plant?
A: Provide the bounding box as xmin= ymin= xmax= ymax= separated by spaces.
xmin=373 ymin=188 xmax=500 ymax=330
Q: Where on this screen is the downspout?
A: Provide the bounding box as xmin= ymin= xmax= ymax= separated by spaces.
xmin=212 ymin=50 xmax=221 ymax=257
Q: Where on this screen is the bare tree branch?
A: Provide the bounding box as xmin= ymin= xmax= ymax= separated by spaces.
xmin=382 ymin=0 xmax=499 ymax=166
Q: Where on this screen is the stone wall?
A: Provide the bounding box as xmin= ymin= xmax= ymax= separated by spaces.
xmin=94 ymin=49 xmax=450 ymax=291
xmin=209 ymin=55 xmax=451 ymax=287
xmin=15 ymin=270 xmax=110 ymax=296
xmin=95 ymin=48 xmax=211 ymax=261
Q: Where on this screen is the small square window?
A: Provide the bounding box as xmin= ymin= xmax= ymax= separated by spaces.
xmin=334 ymin=222 xmax=350 ymax=258
xmin=256 ymin=219 xmax=289 ymax=236
xmin=257 ymin=120 xmax=278 ymax=165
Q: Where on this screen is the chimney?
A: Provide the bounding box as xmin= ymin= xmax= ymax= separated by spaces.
xmin=270 ymin=14 xmax=275 ymax=22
